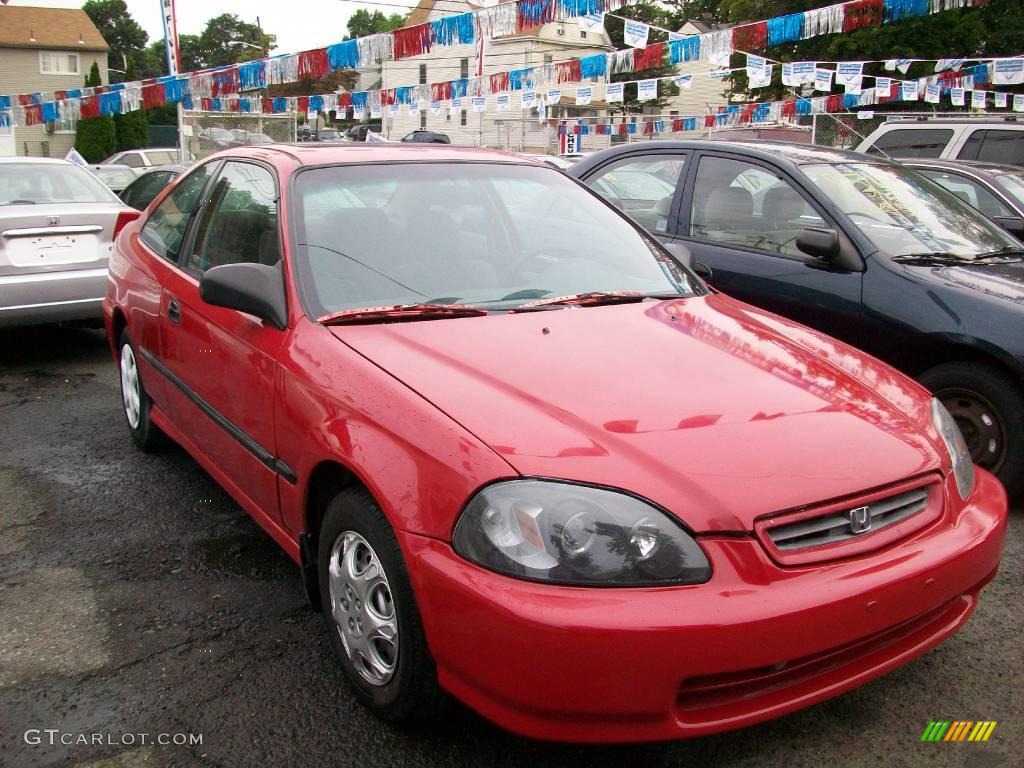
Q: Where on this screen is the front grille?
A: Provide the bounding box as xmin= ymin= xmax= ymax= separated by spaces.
xmin=767 ymin=487 xmax=929 ymax=551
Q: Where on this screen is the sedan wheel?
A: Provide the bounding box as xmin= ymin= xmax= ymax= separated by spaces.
xmin=120 ymin=342 xmax=142 ymax=429
xmin=938 ymin=389 xmax=1005 ymax=473
xmin=328 ymin=531 xmax=399 ymax=686
xmin=117 ymin=329 xmax=163 ymax=451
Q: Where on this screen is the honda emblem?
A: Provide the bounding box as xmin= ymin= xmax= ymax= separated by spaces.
xmin=48 ymin=216 xmax=60 ymax=226
xmin=848 ymin=506 xmax=872 ymax=534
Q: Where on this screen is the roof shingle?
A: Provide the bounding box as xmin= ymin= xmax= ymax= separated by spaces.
xmin=0 ymin=6 xmax=108 ymax=52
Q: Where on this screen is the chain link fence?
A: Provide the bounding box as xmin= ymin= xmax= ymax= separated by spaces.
xmin=181 ymin=111 xmax=296 ymax=161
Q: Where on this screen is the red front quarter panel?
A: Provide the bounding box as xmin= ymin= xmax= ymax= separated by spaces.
xmin=274 ymin=319 xmax=517 ymax=540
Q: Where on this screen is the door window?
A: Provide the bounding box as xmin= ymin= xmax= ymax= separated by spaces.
xmin=864 ymin=129 xmax=953 ymax=158
xmin=187 ymin=161 xmax=279 ymax=274
xmin=140 ymin=163 xmax=216 ymax=262
xmin=120 ymin=153 xmax=144 ymax=168
xmin=689 ymin=156 xmax=826 ymax=257
xmin=123 ymin=172 xmax=169 ymax=210
xmin=918 ymin=170 xmax=1013 ymax=218
xmin=957 ymin=130 xmax=1024 ymax=166
xmin=585 ymin=154 xmax=687 ymax=234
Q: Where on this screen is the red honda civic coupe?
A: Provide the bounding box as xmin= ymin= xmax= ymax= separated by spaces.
xmin=104 ymin=145 xmax=1007 ymax=743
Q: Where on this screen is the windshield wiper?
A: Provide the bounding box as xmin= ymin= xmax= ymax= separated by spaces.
xmin=973 ymin=247 xmax=1024 ymax=262
xmin=892 ymin=252 xmax=966 ymax=266
xmin=318 ymin=303 xmax=489 ymax=325
xmin=514 ymin=291 xmax=684 ymax=309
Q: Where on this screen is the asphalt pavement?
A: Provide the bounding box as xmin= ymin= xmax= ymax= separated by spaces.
xmin=0 ymin=325 xmax=1020 ymax=768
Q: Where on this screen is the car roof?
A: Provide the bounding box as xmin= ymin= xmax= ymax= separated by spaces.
xmin=209 ymin=144 xmax=537 ymax=167
xmin=898 ymin=158 xmax=1023 ymax=175
xmin=570 ymin=140 xmax=889 ymax=168
xmin=874 ymin=117 xmax=1023 ymax=126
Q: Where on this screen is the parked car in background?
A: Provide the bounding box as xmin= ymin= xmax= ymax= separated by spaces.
xmin=400 ymin=130 xmax=451 ymax=144
xmin=201 ymin=128 xmax=236 ymax=150
xmin=346 ymin=123 xmax=383 ymax=142
xmin=857 ymin=117 xmax=1024 ymax=165
xmin=521 ymin=153 xmax=574 ymax=170
xmin=119 ymin=165 xmax=189 ymax=211
xmin=88 ymin=164 xmax=137 ymax=194
xmin=227 ymin=130 xmax=274 ymax=147
xmin=900 ymin=159 xmax=1024 ymax=236
xmin=316 ymin=129 xmax=344 ymax=142
xmin=105 ymin=144 xmax=1006 ymax=743
xmin=1 ymin=157 xmax=138 ymax=327
xmin=569 ymin=141 xmax=1024 ymax=498
xmin=102 ymin=148 xmax=181 ymax=174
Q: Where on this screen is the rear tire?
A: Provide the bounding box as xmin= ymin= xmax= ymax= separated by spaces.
xmin=118 ymin=329 xmax=163 ymax=451
xmin=919 ymin=361 xmax=1024 ymax=499
xmin=317 ymin=487 xmax=447 ymax=723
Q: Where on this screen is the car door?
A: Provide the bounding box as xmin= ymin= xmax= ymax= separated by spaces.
xmin=133 ymin=162 xmax=219 ymax=405
xmin=576 ymin=150 xmax=690 ymax=239
xmin=677 ymin=152 xmax=865 ymax=344
xmin=915 ymin=167 xmax=1024 ymax=233
xmin=157 ymin=160 xmax=287 ymax=521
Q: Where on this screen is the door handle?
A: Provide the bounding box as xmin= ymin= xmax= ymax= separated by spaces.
xmin=167 ymin=298 xmax=181 ymax=325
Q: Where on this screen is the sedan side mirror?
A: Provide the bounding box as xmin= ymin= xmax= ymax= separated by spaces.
xmin=200 ymin=262 xmax=287 ymax=330
xmin=796 ymin=227 xmax=841 ymax=260
xmin=662 ymin=241 xmax=713 ymax=281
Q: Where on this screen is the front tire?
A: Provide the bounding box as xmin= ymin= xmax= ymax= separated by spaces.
xmin=919 ymin=361 xmax=1024 ymax=499
xmin=118 ymin=329 xmax=162 ymax=451
xmin=317 ymin=488 xmax=446 ymax=723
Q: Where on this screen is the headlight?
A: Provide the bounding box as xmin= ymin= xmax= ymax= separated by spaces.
xmin=932 ymin=398 xmax=975 ymax=500
xmin=452 ymin=480 xmax=711 ymax=586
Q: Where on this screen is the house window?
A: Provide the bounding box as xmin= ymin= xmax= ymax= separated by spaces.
xmin=419 ymin=64 xmax=427 ymax=85
xmin=460 ymin=58 xmax=469 ymax=79
xmin=460 ymin=109 xmax=467 ymax=127
xmin=420 ymin=110 xmax=427 ymax=130
xmin=581 ymin=30 xmax=587 ymax=39
xmin=544 ymin=54 xmax=553 ymax=65
xmin=54 ymin=110 xmax=77 ymax=134
xmin=39 ymin=52 xmax=80 ymax=75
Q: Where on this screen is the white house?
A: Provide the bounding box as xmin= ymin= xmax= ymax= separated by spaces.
xmin=380 ymin=0 xmax=615 ymax=152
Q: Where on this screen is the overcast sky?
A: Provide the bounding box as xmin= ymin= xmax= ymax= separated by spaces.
xmin=22 ymin=0 xmax=417 ymax=56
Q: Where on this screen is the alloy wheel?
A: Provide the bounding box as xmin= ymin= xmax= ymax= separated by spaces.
xmin=120 ymin=343 xmax=141 ymax=429
xmin=328 ymin=531 xmax=399 ymax=686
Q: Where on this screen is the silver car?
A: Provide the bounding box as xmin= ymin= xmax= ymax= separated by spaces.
xmin=0 ymin=157 xmax=137 ymax=327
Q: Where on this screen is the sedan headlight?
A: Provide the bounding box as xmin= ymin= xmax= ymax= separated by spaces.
xmin=452 ymin=480 xmax=711 ymax=586
xmin=932 ymin=398 xmax=975 ymax=500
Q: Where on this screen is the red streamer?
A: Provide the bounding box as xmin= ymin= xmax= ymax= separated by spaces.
xmin=733 ymin=22 xmax=767 ymax=52
xmin=554 ymin=60 xmax=580 ymax=84
xmin=633 ymin=43 xmax=665 ymax=72
xmin=79 ymin=96 xmax=99 ymax=120
xmin=297 ymin=49 xmax=330 ymax=80
xmin=843 ymin=0 xmax=884 ymax=33
xmin=393 ymin=24 xmax=432 ymax=60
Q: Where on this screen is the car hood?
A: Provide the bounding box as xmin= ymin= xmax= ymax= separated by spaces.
xmin=930 ymin=262 xmax=1024 ymax=306
xmin=331 ymin=295 xmax=944 ymax=532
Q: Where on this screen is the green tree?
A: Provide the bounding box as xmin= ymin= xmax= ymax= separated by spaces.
xmin=75 ymin=115 xmax=116 ymax=162
xmin=606 ymin=4 xmax=680 ymax=113
xmin=138 ymin=34 xmax=205 ymax=77
xmin=198 ymin=14 xmax=276 ymax=67
xmin=85 ymin=61 xmax=103 ymax=88
xmin=82 ymin=0 xmax=149 ymax=78
xmin=345 ymin=9 xmax=407 ymax=39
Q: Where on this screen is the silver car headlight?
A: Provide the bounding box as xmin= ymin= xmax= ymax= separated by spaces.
xmin=932 ymin=398 xmax=975 ymax=500
xmin=452 ymin=480 xmax=711 ymax=586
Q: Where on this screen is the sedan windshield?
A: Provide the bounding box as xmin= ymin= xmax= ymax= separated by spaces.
xmin=802 ymin=162 xmax=1017 ymax=259
xmin=0 ymin=163 xmax=118 ymax=205
xmin=293 ymin=162 xmax=699 ymax=316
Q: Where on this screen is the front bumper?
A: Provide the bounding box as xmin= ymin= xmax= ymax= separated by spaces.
xmin=0 ymin=267 xmax=107 ymax=327
xmin=400 ymin=470 xmax=1007 ymax=743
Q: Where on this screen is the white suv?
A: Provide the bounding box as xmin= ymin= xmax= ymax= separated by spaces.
xmin=856 ymin=118 xmax=1024 ymax=165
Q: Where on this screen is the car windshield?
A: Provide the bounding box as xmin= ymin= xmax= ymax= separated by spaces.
xmin=92 ymin=167 xmax=137 ymax=188
xmin=145 ymin=150 xmax=179 ymax=164
xmin=993 ymin=172 xmax=1024 ymax=208
xmin=802 ymin=162 xmax=1018 ymax=259
xmin=0 ymin=163 xmax=118 ymax=204
xmin=293 ymin=162 xmax=699 ymax=317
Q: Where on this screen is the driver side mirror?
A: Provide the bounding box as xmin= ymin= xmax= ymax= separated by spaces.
xmin=662 ymin=241 xmax=713 ymax=281
xmin=796 ymin=227 xmax=841 ymax=260
xmin=200 ymin=262 xmax=287 ymax=330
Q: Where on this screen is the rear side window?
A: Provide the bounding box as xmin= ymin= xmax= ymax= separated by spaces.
xmin=865 ymin=129 xmax=953 ymax=158
xmin=958 ymin=130 xmax=1024 ymax=165
xmin=123 ymin=172 xmax=169 ymax=210
xmin=140 ymin=163 xmax=215 ymax=263
xmin=120 ymin=153 xmax=144 ymax=168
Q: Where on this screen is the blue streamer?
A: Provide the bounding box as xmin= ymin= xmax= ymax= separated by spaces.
xmin=181 ymin=95 xmax=193 ymax=110
xmin=164 ymin=78 xmax=190 ymax=103
xmin=0 ymin=110 xmax=9 ymax=128
xmin=796 ymin=98 xmax=812 ymax=115
xmin=579 ymin=53 xmax=607 ymax=79
xmin=451 ymin=79 xmax=469 ymax=98
xmin=327 ymin=41 xmax=360 ymax=70
xmin=669 ymin=37 xmax=701 ymax=65
xmin=109 ymin=83 xmax=126 ymax=92
xmin=517 ymin=0 xmax=552 ymax=28
xmin=211 ymin=98 xmax=222 ymax=112
xmin=431 ymin=12 xmax=475 ymax=46
xmin=29 ymin=92 xmax=42 ymax=105
xmin=627 ymin=122 xmax=637 ymax=134
xmin=844 ymin=93 xmax=860 ymax=109
xmin=683 ymin=117 xmax=697 ymax=131
xmin=967 ymin=63 xmax=989 ymax=85
xmin=753 ymin=103 xmax=771 ymax=122
xmin=351 ymin=92 xmax=368 ymax=109
xmin=239 ymin=98 xmax=251 ymax=112
xmin=66 ymin=89 xmax=82 ymax=100
xmin=41 ymin=101 xmax=60 ymax=123
xmin=0 ymin=96 xmax=9 ymax=110
xmin=508 ymin=69 xmax=531 ymax=90
xmin=238 ymin=61 xmax=266 ymax=91
xmin=556 ymin=0 xmax=601 ymax=16
xmin=99 ymin=91 xmax=122 ymax=116
xmin=767 ymin=13 xmax=804 ymax=46
xmin=883 ymin=0 xmax=929 ymax=22
xmin=272 ymin=97 xmax=288 ymax=113
xmin=309 ymin=95 xmax=324 ymax=112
